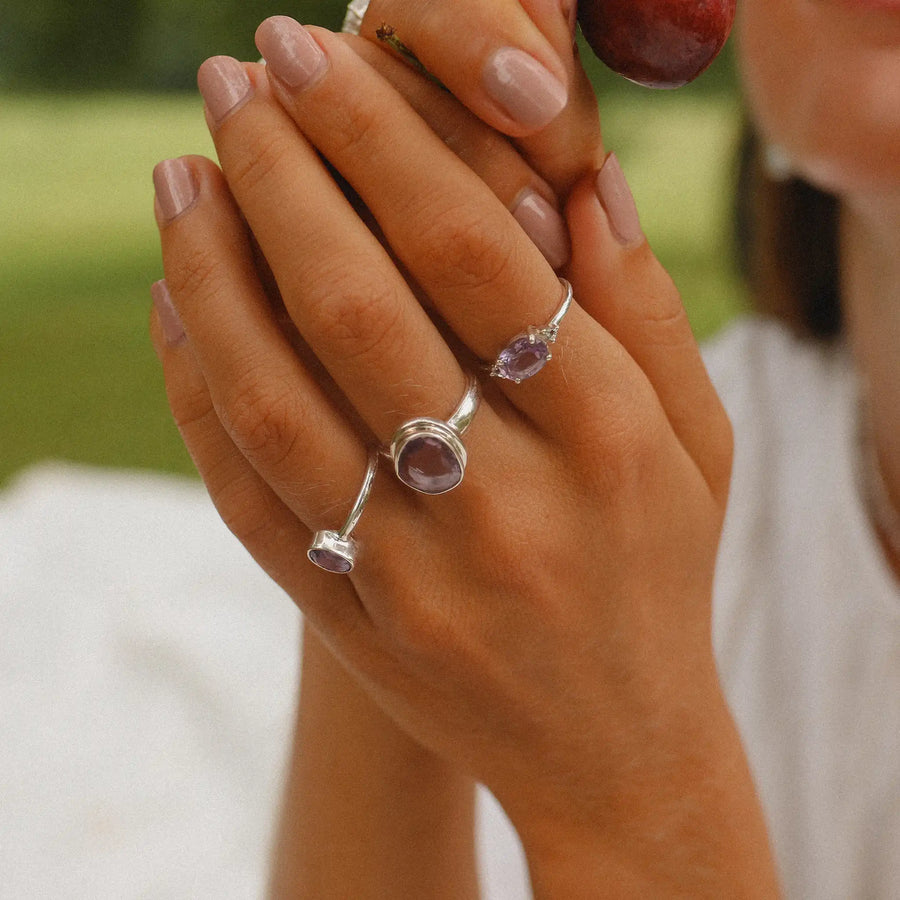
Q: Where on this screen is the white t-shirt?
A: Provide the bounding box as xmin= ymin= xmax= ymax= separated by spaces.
xmin=1 ymin=316 xmax=898 ymax=897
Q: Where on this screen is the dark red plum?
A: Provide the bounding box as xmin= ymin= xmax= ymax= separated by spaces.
xmin=578 ymin=0 xmax=737 ymax=88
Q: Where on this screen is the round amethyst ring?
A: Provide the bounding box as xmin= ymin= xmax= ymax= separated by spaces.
xmin=387 ymin=376 xmax=480 ymax=495
xmin=307 ymin=450 xmax=378 ymax=574
xmin=490 ymin=278 xmax=573 ymax=384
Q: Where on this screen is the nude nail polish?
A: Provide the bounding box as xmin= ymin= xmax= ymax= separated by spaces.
xmin=153 ymin=158 xmax=198 ymax=223
xmin=255 ymin=16 xmax=327 ymax=90
xmin=197 ymin=56 xmax=253 ymax=125
xmin=595 ymin=153 xmax=644 ymax=246
xmin=483 ymin=47 xmax=568 ymax=131
xmin=151 ymin=280 xmax=185 ymax=347
xmin=511 ymin=189 xmax=571 ymax=270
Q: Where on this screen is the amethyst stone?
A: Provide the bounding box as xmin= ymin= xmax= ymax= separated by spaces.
xmin=396 ymin=435 xmax=463 ymax=494
xmin=308 ymin=547 xmax=353 ymax=574
xmin=494 ymin=334 xmax=550 ymax=382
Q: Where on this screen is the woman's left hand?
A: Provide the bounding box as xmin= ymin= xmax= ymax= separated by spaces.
xmin=150 ymin=19 xmax=775 ymax=893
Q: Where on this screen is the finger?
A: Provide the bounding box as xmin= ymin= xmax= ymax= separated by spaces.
xmin=565 ymin=155 xmax=733 ymax=501
xmin=344 ymin=33 xmax=570 ymax=270
xmin=249 ymin=23 xmax=616 ymax=430
xmin=351 ymin=0 xmax=569 ymax=138
xmin=355 ymin=0 xmax=604 ymax=194
xmin=152 ymin=153 xmax=387 ymax=531
xmin=194 ymin=60 xmax=485 ymax=451
xmin=513 ymin=0 xmax=606 ymax=194
xmin=148 ymin=278 xmax=372 ymax=643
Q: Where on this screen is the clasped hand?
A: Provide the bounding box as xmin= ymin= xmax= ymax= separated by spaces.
xmin=150 ymin=7 xmax=737 ymax=878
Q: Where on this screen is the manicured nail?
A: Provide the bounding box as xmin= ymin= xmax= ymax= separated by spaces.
xmin=255 ymin=16 xmax=327 ymax=90
xmin=197 ymin=56 xmax=253 ymax=126
xmin=153 ymin=158 xmax=198 ymax=223
xmin=511 ymin=189 xmax=570 ymax=270
xmin=595 ymin=153 xmax=643 ymax=246
xmin=483 ymin=47 xmax=568 ymax=131
xmin=151 ymin=280 xmax=185 ymax=347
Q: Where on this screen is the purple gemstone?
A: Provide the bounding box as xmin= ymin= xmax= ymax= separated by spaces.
xmin=396 ymin=435 xmax=463 ymax=494
xmin=495 ymin=335 xmax=549 ymax=382
xmin=308 ymin=547 xmax=353 ymax=574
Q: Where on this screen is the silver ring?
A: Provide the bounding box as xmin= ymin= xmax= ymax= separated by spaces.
xmin=307 ymin=450 xmax=379 ymax=574
xmin=387 ymin=375 xmax=480 ymax=495
xmin=489 ymin=277 xmax=573 ymax=383
xmin=341 ymin=0 xmax=371 ymax=35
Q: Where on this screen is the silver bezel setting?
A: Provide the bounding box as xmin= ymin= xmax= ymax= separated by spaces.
xmin=389 ymin=418 xmax=468 ymax=495
xmin=307 ymin=530 xmax=358 ymax=574
xmin=306 ymin=450 xmax=378 ymax=574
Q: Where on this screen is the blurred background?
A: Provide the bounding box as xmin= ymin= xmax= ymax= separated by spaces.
xmin=0 ymin=0 xmax=747 ymax=486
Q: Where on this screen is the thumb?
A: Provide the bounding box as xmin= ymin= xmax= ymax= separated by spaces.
xmin=565 ymin=156 xmax=732 ymax=501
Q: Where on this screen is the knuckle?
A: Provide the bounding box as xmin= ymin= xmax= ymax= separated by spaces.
xmin=324 ymin=97 xmax=382 ymax=163
xmin=417 ymin=199 xmax=519 ymax=294
xmin=309 ymin=275 xmax=404 ymax=365
xmin=225 ymin=130 xmax=294 ymax=200
xmin=212 ymin=471 xmax=278 ymax=546
xmin=220 ymin=368 xmax=306 ymax=472
xmin=169 ymin=378 xmax=218 ymax=436
xmin=167 ymin=245 xmax=226 ymax=303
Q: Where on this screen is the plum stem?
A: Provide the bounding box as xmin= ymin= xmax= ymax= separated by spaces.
xmin=375 ymin=24 xmax=447 ymax=90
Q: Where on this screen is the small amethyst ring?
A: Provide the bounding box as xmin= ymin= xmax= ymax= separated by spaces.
xmin=307 ymin=450 xmax=378 ymax=574
xmin=387 ymin=376 xmax=480 ymax=496
xmin=489 ymin=277 xmax=573 ymax=384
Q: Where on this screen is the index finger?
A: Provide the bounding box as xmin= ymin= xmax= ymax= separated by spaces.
xmin=347 ymin=0 xmax=570 ymax=137
xmin=349 ymin=0 xmax=605 ymax=193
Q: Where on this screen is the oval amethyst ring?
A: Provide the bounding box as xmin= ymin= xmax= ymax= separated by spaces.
xmin=387 ymin=376 xmax=480 ymax=495
xmin=490 ymin=277 xmax=573 ymax=383
xmin=307 ymin=450 xmax=378 ymax=574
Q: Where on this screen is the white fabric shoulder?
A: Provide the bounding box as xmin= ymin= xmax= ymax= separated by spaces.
xmin=704 ymin=317 xmax=900 ymax=899
xmin=0 ymin=463 xmax=299 ymax=898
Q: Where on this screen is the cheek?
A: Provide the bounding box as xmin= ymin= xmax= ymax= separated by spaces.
xmin=738 ymin=1 xmax=900 ymax=195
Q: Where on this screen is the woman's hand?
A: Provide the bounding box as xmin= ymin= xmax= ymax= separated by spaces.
xmin=151 ymin=20 xmax=777 ymax=894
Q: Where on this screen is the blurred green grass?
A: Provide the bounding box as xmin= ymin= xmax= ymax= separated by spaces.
xmin=0 ymin=89 xmax=746 ymax=486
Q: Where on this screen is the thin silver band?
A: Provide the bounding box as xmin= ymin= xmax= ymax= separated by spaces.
xmin=341 ymin=0 xmax=371 ymax=35
xmin=542 ymin=277 xmax=573 ymax=342
xmin=447 ymin=374 xmax=480 ymax=435
xmin=338 ymin=449 xmax=379 ymax=539
xmin=307 ymin=450 xmax=378 ymax=573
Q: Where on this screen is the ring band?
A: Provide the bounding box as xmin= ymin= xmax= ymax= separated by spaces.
xmin=307 ymin=450 xmax=379 ymax=574
xmin=490 ymin=277 xmax=573 ymax=383
xmin=341 ymin=0 xmax=371 ymax=35
xmin=388 ymin=375 xmax=480 ymax=495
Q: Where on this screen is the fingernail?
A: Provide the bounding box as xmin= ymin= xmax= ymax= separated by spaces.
xmin=595 ymin=153 xmax=643 ymax=247
xmin=151 ymin=280 xmax=186 ymax=347
xmin=255 ymin=16 xmax=327 ymax=90
xmin=483 ymin=48 xmax=567 ymax=131
xmin=511 ymin=189 xmax=570 ymax=270
xmin=197 ymin=56 xmax=253 ymax=126
xmin=153 ymin=158 xmax=198 ymax=223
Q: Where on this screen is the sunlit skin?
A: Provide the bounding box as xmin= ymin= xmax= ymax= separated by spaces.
xmin=151 ymin=0 xmax=900 ymax=894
